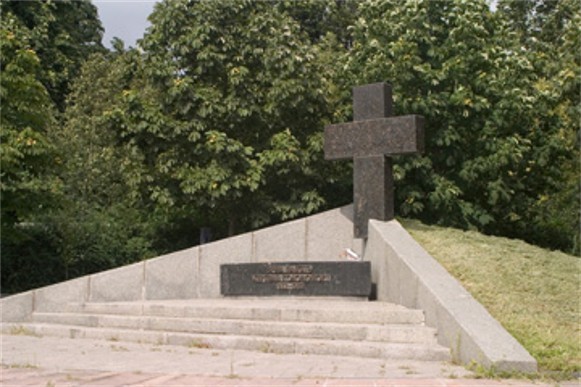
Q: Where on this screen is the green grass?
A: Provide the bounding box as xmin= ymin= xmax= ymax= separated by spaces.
xmin=8 ymin=326 xmax=41 ymax=337
xmin=401 ymin=218 xmax=580 ymax=376
xmin=3 ymin=362 xmax=39 ymax=369
xmin=187 ymin=339 xmax=211 ymax=349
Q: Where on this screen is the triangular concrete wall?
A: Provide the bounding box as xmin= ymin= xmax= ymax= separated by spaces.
xmin=1 ymin=205 xmax=360 ymax=319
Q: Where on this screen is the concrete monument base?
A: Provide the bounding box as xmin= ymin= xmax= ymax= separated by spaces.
xmin=0 ymin=204 xmax=537 ymax=372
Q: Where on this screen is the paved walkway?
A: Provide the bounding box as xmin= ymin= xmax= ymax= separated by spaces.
xmin=1 ymin=334 xmax=578 ymax=386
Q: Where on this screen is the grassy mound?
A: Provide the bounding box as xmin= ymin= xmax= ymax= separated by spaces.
xmin=401 ymin=219 xmax=580 ymax=375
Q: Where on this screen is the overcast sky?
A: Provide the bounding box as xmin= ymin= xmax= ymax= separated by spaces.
xmin=94 ymin=1 xmax=157 ymax=48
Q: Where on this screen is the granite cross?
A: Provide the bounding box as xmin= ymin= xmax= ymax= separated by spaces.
xmin=324 ymin=82 xmax=425 ymax=239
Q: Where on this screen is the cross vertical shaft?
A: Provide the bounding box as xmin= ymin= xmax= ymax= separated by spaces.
xmin=352 ymin=83 xmax=394 ymax=238
xmin=353 ymin=156 xmax=393 ymax=238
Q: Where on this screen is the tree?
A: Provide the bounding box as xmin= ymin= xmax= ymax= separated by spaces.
xmin=1 ymin=2 xmax=111 ymax=293
xmin=343 ymin=0 xmax=579 ymax=253
xmin=105 ymin=0 xmax=344 ymax=239
xmin=0 ymin=12 xmax=57 ymax=244
xmin=1 ymin=0 xmax=104 ymax=110
xmin=498 ymin=0 xmax=580 ymax=254
xmin=0 ymin=13 xmax=60 ymax=293
xmin=49 ymin=51 xmax=156 ymax=278
xmin=277 ymin=0 xmax=358 ymax=47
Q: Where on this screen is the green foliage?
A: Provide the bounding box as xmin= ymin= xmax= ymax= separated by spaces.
xmin=1 ymin=204 xmax=153 ymax=294
xmin=2 ymin=50 xmax=158 ymax=294
xmin=48 ymin=52 xmax=156 ymax=281
xmin=1 ymin=222 xmax=61 ymax=294
xmin=0 ymin=14 xmax=58 ymax=293
xmin=344 ymin=0 xmax=579 ymax=254
xmin=1 ymin=0 xmax=104 ymax=110
xmin=109 ymin=0 xmax=343 ymax=237
xmin=1 ymin=1 xmax=108 ymax=293
xmin=0 ymin=13 xmax=57 ymax=243
xmin=54 ymin=52 xmax=139 ymax=209
xmin=277 ymin=0 xmax=358 ymax=47
xmin=499 ymin=0 xmax=580 ymax=254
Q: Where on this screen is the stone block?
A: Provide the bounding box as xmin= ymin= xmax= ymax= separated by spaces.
xmin=89 ymin=262 xmax=145 ymax=302
xmin=354 ymin=156 xmax=393 ymax=237
xmin=198 ymin=233 xmax=253 ymax=298
xmin=145 ymin=247 xmax=198 ymax=300
xmin=253 ymin=218 xmax=306 ymax=262
xmin=0 ymin=291 xmax=33 ymax=322
xmin=306 ymin=205 xmax=354 ymax=261
xmin=34 ymin=277 xmax=89 ymax=312
xmin=353 ymin=82 xmax=393 ymax=121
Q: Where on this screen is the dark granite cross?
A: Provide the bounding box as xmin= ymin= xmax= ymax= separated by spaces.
xmin=324 ymin=82 xmax=425 ymax=239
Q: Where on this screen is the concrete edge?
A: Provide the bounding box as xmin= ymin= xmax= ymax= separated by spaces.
xmin=364 ymin=219 xmax=537 ymax=373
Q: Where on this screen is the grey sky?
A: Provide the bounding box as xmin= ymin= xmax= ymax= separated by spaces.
xmin=93 ymin=1 xmax=157 ymax=48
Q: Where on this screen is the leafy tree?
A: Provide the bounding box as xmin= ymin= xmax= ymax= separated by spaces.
xmin=1 ymin=1 xmax=106 ymax=292
xmin=498 ymin=0 xmax=580 ymax=254
xmin=1 ymin=0 xmax=104 ymax=110
xmin=343 ymin=0 xmax=578 ymax=253
xmin=277 ymin=0 xmax=358 ymax=47
xmin=0 ymin=13 xmax=57 ymax=244
xmin=106 ymin=0 xmax=345 ymax=239
xmin=49 ymin=51 xmax=156 ymax=279
xmin=2 ymin=49 xmax=156 ymax=293
xmin=0 ymin=14 xmax=59 ymax=293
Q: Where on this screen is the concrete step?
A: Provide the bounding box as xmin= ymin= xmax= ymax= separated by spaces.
xmin=1 ymin=322 xmax=450 ymax=362
xmin=31 ymin=312 xmax=438 ymax=344
xmin=67 ymin=299 xmax=425 ymax=325
xmin=3 ymin=299 xmax=451 ymax=362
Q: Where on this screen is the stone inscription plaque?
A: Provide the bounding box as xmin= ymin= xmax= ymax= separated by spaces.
xmin=220 ymin=261 xmax=371 ymax=297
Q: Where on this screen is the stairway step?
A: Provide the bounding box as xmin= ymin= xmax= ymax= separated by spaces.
xmin=1 ymin=323 xmax=450 ymax=362
xmin=69 ymin=299 xmax=425 ymax=324
xmin=31 ymin=312 xmax=438 ymax=344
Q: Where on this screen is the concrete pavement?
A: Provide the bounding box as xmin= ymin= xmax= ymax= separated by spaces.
xmin=1 ymin=334 xmax=577 ymax=386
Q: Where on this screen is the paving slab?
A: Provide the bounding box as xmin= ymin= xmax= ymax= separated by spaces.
xmin=1 ymin=334 xmax=578 ymax=386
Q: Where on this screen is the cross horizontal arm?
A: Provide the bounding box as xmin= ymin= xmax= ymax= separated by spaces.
xmin=324 ymin=115 xmax=425 ymax=160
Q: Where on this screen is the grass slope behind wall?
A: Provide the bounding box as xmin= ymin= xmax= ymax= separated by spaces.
xmin=402 ymin=218 xmax=580 ymax=375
